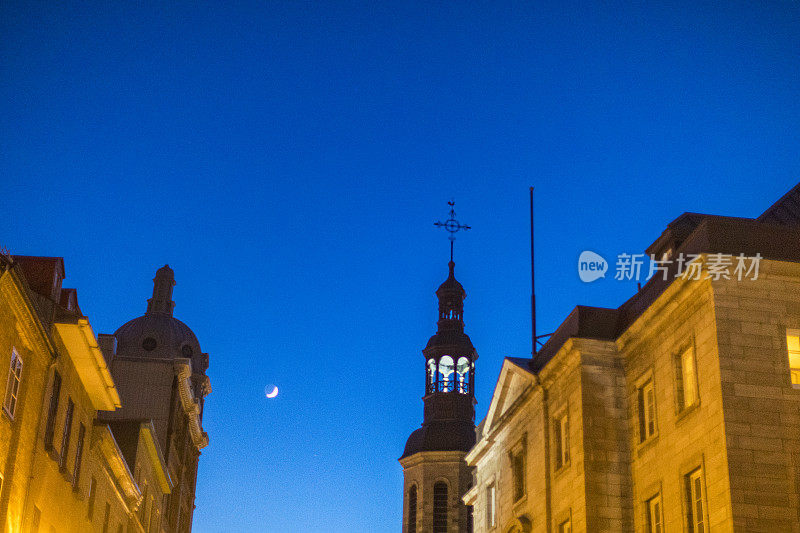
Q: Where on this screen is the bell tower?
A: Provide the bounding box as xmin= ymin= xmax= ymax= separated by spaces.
xmin=400 ymin=203 xmax=477 ymax=533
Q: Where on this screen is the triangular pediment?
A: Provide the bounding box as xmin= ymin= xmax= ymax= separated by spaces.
xmin=482 ymin=358 xmax=536 ymax=436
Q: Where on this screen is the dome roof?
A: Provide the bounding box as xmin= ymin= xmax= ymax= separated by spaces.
xmin=425 ymin=329 xmax=474 ymax=351
xmin=113 ymin=265 xmax=201 ymax=360
xmin=400 ymin=420 xmax=476 ymax=459
xmin=436 ymin=261 xmax=465 ymax=297
xmin=114 ymin=313 xmax=201 ymax=360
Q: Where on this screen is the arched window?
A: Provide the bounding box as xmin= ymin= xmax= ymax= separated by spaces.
xmin=456 ymin=356 xmax=470 ymax=394
xmin=438 ymin=356 xmax=454 ymax=392
xmin=427 ymin=359 xmax=436 ymax=393
xmin=433 ymin=482 xmax=448 ymax=533
xmin=408 ymin=485 xmax=417 ymax=533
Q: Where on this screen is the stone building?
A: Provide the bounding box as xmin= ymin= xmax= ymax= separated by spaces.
xmin=464 ymin=183 xmax=800 ymax=532
xmin=400 ymin=260 xmax=478 ymax=533
xmin=0 ymin=256 xmax=208 ymax=533
xmin=101 ymin=264 xmax=211 ymax=532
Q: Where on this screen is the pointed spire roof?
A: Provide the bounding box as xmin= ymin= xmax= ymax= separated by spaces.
xmin=436 ymin=261 xmax=465 ymax=297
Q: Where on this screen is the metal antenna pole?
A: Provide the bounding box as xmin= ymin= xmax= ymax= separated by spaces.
xmin=531 ymin=187 xmax=537 ymax=357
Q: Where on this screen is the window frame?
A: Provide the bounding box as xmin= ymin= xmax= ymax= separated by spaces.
xmin=636 ymin=371 xmax=658 ymax=445
xmin=685 ymin=467 xmax=707 ymax=533
xmin=645 ymin=492 xmax=663 ymax=533
xmin=59 ymin=397 xmax=74 ymax=470
xmin=407 ymin=484 xmax=418 ymax=533
xmin=786 ymin=329 xmax=800 ymax=388
xmin=486 ymin=482 xmax=496 ymax=529
xmin=73 ymin=423 xmax=86 ymax=489
xmin=3 ymin=348 xmax=23 ymax=420
xmin=87 ymin=476 xmax=97 ymax=520
xmin=432 ymin=480 xmax=449 ymax=533
xmin=508 ymin=434 xmax=527 ymax=502
xmin=675 ymin=341 xmax=700 ymax=413
xmin=44 ymin=370 xmax=62 ymax=450
xmin=553 ymin=409 xmax=570 ymax=472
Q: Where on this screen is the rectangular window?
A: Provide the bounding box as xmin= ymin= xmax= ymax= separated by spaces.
xmin=87 ymin=477 xmax=97 ymax=519
xmin=646 ymin=493 xmax=663 ymax=533
xmin=676 ymin=346 xmax=699 ymax=409
xmin=73 ymin=423 xmax=86 ymax=488
xmin=787 ymin=330 xmax=800 ymax=386
xmin=637 ymin=379 xmax=657 ymax=442
xmin=140 ymin=483 xmax=148 ymax=523
xmin=32 ymin=506 xmax=41 ymax=532
xmin=512 ymin=449 xmax=525 ymax=501
xmin=43 ymin=371 xmax=62 ymax=450
xmin=486 ymin=484 xmax=496 ymax=528
xmin=102 ymin=502 xmax=111 ymax=533
xmin=554 ymin=412 xmax=569 ymax=470
xmin=558 ymin=518 xmax=572 ymax=533
xmin=59 ymin=398 xmax=74 ymax=470
xmin=3 ymin=348 xmax=23 ymax=419
xmin=685 ymin=468 xmax=706 ymax=533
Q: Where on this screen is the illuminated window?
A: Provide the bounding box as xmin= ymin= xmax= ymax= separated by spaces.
xmin=787 ymin=330 xmax=800 ymax=387
xmin=646 ymin=493 xmax=663 ymax=533
xmin=554 ymin=412 xmax=569 ymax=470
xmin=3 ymin=348 xmax=22 ymax=419
xmin=637 ymin=379 xmax=657 ymax=442
xmin=407 ymin=485 xmax=417 ymax=533
xmin=433 ymin=482 xmax=448 ymax=533
xmin=486 ymin=483 xmax=496 ymax=528
xmin=676 ymin=346 xmax=699 ymax=410
xmin=439 ymin=356 xmax=455 ymax=392
xmin=558 ymin=518 xmax=572 ymax=533
xmin=88 ymin=477 xmax=97 ymax=519
xmin=44 ymin=371 xmax=62 ymax=450
xmin=59 ymin=398 xmax=74 ymax=470
xmin=456 ymin=356 xmax=471 ymax=394
xmin=685 ymin=468 xmax=706 ymax=533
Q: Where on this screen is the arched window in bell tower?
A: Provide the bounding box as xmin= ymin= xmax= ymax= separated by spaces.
xmin=408 ymin=485 xmax=417 ymax=533
xmin=427 ymin=359 xmax=436 ymax=393
xmin=433 ymin=482 xmax=448 ymax=533
xmin=438 ymin=356 xmax=454 ymax=392
xmin=456 ymin=356 xmax=471 ymax=394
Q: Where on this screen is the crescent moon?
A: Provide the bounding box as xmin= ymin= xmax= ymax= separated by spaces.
xmin=266 ymin=386 xmax=279 ymax=399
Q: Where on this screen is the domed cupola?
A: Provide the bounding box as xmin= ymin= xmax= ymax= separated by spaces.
xmin=113 ymin=265 xmax=205 ymax=372
xmin=401 ymin=259 xmax=478 ymax=459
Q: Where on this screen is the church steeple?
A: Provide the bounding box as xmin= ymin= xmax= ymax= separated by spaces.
xmin=400 ymin=202 xmax=477 ymax=533
xmin=146 ymin=264 xmax=176 ymax=316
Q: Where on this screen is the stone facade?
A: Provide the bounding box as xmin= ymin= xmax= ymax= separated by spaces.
xmin=0 ymin=256 xmax=208 ymax=533
xmin=465 ymin=185 xmax=800 ymax=533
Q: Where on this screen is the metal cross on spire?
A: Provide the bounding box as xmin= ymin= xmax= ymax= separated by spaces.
xmin=434 ymin=200 xmax=471 ymax=262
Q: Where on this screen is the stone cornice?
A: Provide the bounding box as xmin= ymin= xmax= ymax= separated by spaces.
xmin=174 ymin=359 xmax=209 ymax=449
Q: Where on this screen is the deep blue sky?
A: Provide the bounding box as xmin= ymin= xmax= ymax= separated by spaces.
xmin=2 ymin=2 xmax=799 ymax=531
